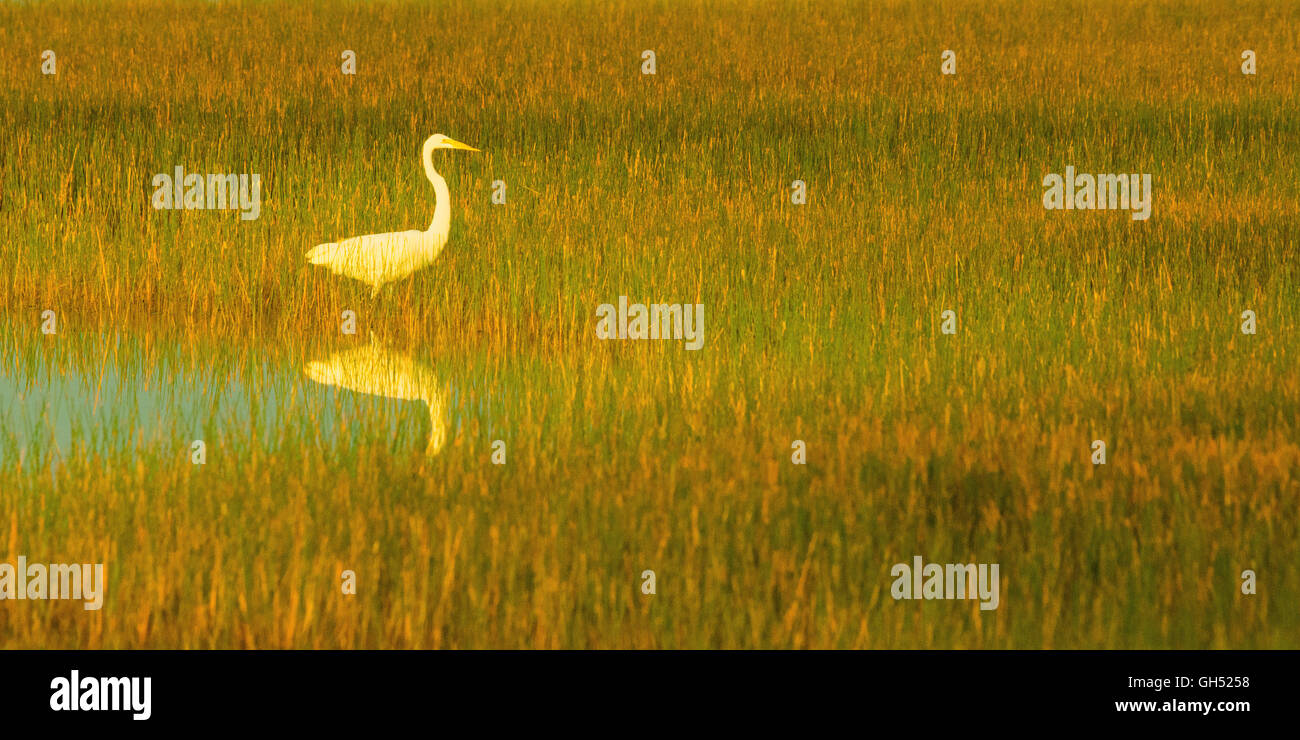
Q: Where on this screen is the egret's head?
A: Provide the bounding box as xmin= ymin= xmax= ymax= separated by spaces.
xmin=425 ymin=134 xmax=480 ymax=152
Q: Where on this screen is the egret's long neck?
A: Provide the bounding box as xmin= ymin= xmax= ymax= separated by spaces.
xmin=424 ymin=394 xmax=447 ymax=456
xmin=424 ymin=147 xmax=451 ymax=243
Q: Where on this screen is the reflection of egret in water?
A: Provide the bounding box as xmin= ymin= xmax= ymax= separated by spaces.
xmin=303 ymin=338 xmax=447 ymax=455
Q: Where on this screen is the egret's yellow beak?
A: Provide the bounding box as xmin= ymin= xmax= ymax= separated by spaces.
xmin=443 ymin=137 xmax=480 ymax=152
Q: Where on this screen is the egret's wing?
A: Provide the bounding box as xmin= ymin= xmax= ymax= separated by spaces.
xmin=304 ymin=343 xmax=437 ymax=402
xmin=307 ymin=230 xmax=424 ymax=283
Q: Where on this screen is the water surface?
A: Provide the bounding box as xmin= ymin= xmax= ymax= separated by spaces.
xmin=0 ymin=328 xmax=491 ymax=468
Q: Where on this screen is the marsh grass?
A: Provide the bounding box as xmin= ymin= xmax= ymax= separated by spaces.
xmin=0 ymin=0 xmax=1297 ymax=647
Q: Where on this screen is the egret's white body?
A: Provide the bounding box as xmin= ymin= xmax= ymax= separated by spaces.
xmin=303 ymin=336 xmax=447 ymax=455
xmin=307 ymin=134 xmax=479 ymax=296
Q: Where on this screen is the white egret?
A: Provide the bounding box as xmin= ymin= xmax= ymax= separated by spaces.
xmin=307 ymin=134 xmax=480 ymax=296
xmin=303 ymin=336 xmax=448 ymax=456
